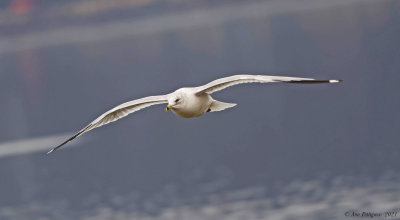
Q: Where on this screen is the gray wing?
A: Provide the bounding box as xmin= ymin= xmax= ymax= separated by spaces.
xmin=194 ymin=74 xmax=340 ymax=95
xmin=47 ymin=95 xmax=168 ymax=154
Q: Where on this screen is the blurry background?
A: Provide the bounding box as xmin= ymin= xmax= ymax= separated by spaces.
xmin=1 ymin=0 xmax=400 ymax=219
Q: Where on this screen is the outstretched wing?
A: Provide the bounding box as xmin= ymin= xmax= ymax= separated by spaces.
xmin=47 ymin=95 xmax=168 ymax=154
xmin=194 ymin=74 xmax=340 ymax=95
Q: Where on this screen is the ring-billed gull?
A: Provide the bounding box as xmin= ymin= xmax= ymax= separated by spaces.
xmin=47 ymin=74 xmax=340 ymax=154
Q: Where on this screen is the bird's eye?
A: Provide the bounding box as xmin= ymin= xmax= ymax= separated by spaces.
xmin=175 ymin=98 xmax=181 ymax=103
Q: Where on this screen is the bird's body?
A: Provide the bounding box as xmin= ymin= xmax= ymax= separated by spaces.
xmin=168 ymin=88 xmax=213 ymax=118
xmin=47 ymin=74 xmax=341 ymax=154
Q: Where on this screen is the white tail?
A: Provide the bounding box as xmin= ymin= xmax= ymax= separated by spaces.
xmin=209 ymin=100 xmax=237 ymax=112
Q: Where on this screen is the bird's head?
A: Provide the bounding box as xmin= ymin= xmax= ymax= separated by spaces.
xmin=166 ymin=92 xmax=185 ymax=111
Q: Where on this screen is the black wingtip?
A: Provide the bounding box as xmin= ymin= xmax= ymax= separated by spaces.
xmin=46 ymin=139 xmax=71 ymax=155
xmin=283 ymin=79 xmax=342 ymax=84
xmin=46 ymin=129 xmax=86 ymax=155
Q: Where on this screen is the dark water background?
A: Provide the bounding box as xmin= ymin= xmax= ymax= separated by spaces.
xmin=0 ymin=0 xmax=399 ymax=219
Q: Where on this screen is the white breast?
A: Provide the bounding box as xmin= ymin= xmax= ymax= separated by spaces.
xmin=172 ymin=92 xmax=212 ymax=118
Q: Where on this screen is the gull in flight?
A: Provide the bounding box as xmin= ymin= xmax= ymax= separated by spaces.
xmin=47 ymin=74 xmax=340 ymax=154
